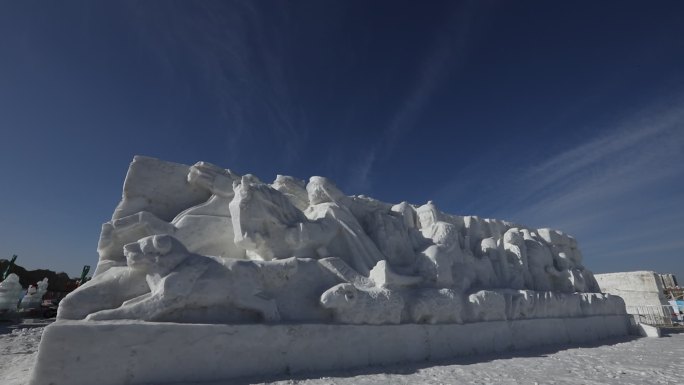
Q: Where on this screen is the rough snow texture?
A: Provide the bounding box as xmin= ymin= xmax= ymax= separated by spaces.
xmin=30 ymin=316 xmax=630 ymax=385
xmin=58 ymin=156 xmax=615 ymax=326
xmin=0 ymin=326 xmax=43 ymax=385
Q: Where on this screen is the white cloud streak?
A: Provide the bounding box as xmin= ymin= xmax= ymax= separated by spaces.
xmin=593 ymin=240 xmax=684 ymax=260
xmin=354 ymin=1 xmax=482 ymax=192
xmin=515 ymin=107 xmax=684 ymax=205
xmin=127 ymin=2 xmax=307 ymax=165
xmin=346 ymin=149 xmax=376 ymax=194
xmin=506 ymin=102 xmax=684 ymax=227
xmin=432 ymin=97 xmax=684 ymax=278
xmin=490 ymin=100 xmax=684 ymax=278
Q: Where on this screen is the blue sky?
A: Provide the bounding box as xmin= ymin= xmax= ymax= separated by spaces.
xmin=1 ymin=1 xmax=682 ymax=280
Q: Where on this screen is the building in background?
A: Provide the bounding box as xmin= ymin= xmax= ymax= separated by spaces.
xmin=659 ymin=273 xmax=683 ymax=322
xmin=595 ymin=271 xmax=680 ymax=325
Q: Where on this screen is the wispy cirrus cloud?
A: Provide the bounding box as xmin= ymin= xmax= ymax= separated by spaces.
xmin=351 ymin=1 xmax=484 ymax=193
xmin=379 ymin=7 xmax=473 ymax=158
xmin=505 ymin=102 xmax=684 ymax=227
xmin=511 ymin=107 xmax=684 ymax=209
xmin=126 ymin=2 xmax=307 ymax=165
xmin=346 ymin=150 xmax=376 ymax=194
xmin=433 ymin=98 xmax=684 ymax=277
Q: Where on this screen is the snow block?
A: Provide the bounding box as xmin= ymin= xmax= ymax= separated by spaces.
xmin=29 ymin=315 xmax=630 ymax=385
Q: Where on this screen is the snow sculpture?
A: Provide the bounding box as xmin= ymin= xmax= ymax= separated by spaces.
xmin=415 ymin=201 xmax=463 ymax=288
xmin=229 ymin=175 xmax=335 ymax=261
xmin=19 ymin=278 xmax=48 ymax=310
xmin=56 ymin=156 xmax=611 ymax=324
xmin=502 ymin=228 xmax=532 ymax=289
xmin=0 ymin=274 xmax=24 ymax=311
xmin=272 ymin=174 xmax=310 ymax=211
xmin=368 ymin=260 xmax=422 ymax=288
xmin=31 ymin=156 xmax=631 ymax=385
xmin=304 ymin=176 xmax=387 ymax=275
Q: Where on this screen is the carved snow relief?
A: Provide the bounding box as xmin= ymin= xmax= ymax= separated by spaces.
xmin=58 ymin=156 xmax=625 ymax=325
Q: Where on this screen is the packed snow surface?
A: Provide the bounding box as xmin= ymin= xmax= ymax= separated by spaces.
xmin=2 ymin=325 xmax=683 ymax=385
xmin=0 ymin=326 xmax=43 ymax=385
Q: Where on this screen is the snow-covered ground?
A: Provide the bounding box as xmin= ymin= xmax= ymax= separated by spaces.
xmin=2 ymin=324 xmax=682 ymax=385
xmin=0 ymin=325 xmax=44 ymax=385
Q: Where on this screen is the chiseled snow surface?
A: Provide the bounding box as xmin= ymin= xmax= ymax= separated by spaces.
xmin=2 ymin=326 xmax=682 ymax=385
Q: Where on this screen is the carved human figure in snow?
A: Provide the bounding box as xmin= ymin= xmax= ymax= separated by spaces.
xmin=416 ymin=201 xmax=462 ymax=290
xmin=536 ymin=228 xmax=599 ymax=293
xmin=520 ymin=229 xmax=554 ymax=291
xmin=502 ymin=228 xmax=533 ymax=290
xmin=466 ymin=240 xmax=497 ymax=289
xmin=229 ymin=175 xmax=335 ymax=260
xmin=304 ymin=177 xmax=385 ymax=276
xmin=361 ymin=201 xmax=419 ymax=269
xmin=97 ymin=162 xmax=245 ymax=273
xmin=459 ymin=216 xmax=498 ymax=289
xmin=479 ymin=237 xmax=508 ymax=286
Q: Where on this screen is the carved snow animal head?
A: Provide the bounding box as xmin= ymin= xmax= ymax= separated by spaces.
xmin=307 ymin=176 xmax=347 ymax=205
xmin=320 ymin=283 xmax=358 ymax=309
xmin=416 ymin=201 xmax=440 ymax=228
xmin=124 ymin=234 xmax=189 ymax=273
xmin=272 ymin=175 xmax=310 ymax=211
xmin=187 ymin=161 xmax=238 ymax=197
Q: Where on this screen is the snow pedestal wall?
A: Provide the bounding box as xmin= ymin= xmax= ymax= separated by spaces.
xmin=30 ymin=157 xmax=630 ymax=384
xmin=31 ymin=316 xmax=630 ymax=385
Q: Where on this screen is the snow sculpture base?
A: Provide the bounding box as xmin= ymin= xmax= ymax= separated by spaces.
xmin=30 ymin=316 xmax=630 ymax=385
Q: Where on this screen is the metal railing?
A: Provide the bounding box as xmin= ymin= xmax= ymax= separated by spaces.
xmin=626 ymin=305 xmax=675 ymax=326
